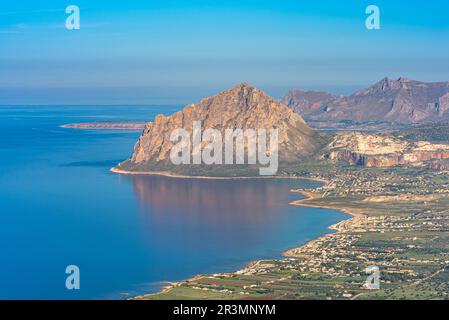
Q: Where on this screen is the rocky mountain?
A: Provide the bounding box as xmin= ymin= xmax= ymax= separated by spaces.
xmin=112 ymin=83 xmax=449 ymax=174
xmin=116 ymin=83 xmax=324 ymax=173
xmin=282 ymin=77 xmax=449 ymax=125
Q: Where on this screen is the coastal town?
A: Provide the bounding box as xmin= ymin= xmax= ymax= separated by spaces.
xmin=141 ymin=162 xmax=449 ymax=300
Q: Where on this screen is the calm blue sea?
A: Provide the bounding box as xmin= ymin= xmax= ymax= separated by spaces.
xmin=0 ymin=105 xmax=348 ymax=299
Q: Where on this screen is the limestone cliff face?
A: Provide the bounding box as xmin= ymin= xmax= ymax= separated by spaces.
xmin=327 ymin=132 xmax=449 ymax=167
xmin=129 ymin=84 xmax=320 ymax=166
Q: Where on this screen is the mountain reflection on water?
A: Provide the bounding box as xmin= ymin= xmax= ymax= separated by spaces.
xmin=130 ymin=175 xmax=308 ymax=226
xmin=124 ymin=175 xmax=346 ymax=258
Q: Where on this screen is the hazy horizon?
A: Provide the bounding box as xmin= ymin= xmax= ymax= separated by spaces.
xmin=1 ymin=0 xmax=448 ymax=104
xmin=0 ymin=83 xmax=366 ymax=105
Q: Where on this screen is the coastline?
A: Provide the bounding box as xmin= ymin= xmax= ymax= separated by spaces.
xmin=110 ymin=166 xmax=329 ymax=183
xmin=284 ymin=190 xmax=362 ymax=257
xmin=112 ymin=166 xmax=358 ymax=300
xmin=61 ymin=122 xmax=145 ymax=131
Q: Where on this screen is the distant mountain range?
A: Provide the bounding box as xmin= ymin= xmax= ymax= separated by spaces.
xmin=282 ymin=77 xmax=449 ymax=125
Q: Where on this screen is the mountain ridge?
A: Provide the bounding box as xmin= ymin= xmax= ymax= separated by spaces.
xmin=282 ymin=77 xmax=449 ymax=125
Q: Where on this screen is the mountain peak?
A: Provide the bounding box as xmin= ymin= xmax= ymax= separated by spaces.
xmin=226 ymin=82 xmax=263 ymax=96
xmin=353 ymin=77 xmax=404 ymax=96
xmin=236 ymin=82 xmax=254 ymax=89
xmin=200 ymin=83 xmax=278 ymax=111
xmin=377 ymin=76 xmax=411 ymax=87
xmin=122 ymin=84 xmax=319 ymax=170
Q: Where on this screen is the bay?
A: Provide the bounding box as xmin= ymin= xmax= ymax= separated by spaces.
xmin=0 ymin=105 xmax=348 ymax=299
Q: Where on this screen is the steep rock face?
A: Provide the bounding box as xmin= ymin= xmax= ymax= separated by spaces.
xmin=128 ymin=84 xmax=320 ymax=167
xmin=283 ymin=77 xmax=449 ymax=124
xmin=327 ymin=132 xmax=449 ymax=167
xmin=329 ymin=150 xmax=401 ymax=167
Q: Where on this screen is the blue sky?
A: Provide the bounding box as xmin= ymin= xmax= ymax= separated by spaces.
xmin=0 ymin=0 xmax=448 ymax=104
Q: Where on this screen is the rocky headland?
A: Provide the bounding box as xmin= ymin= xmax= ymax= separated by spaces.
xmin=114 ymin=83 xmax=329 ymax=175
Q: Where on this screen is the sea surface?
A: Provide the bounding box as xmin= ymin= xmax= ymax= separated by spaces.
xmin=0 ymin=105 xmax=348 ymax=299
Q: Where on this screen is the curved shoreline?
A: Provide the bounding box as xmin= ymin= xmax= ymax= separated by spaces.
xmin=110 ymin=166 xmax=329 ymax=183
xmin=110 ymin=166 xmax=355 ymax=300
xmin=284 ymin=190 xmax=361 ymax=257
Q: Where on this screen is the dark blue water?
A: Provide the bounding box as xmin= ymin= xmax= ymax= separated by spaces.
xmin=0 ymin=105 xmax=348 ymax=299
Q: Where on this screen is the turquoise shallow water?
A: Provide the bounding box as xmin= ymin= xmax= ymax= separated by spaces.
xmin=0 ymin=105 xmax=348 ymax=299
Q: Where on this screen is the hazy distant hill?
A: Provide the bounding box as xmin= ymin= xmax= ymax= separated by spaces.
xmin=282 ymin=77 xmax=449 ymax=125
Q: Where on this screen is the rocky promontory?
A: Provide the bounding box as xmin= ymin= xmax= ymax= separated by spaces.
xmin=115 ymin=83 xmax=327 ymax=174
